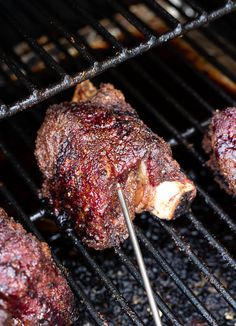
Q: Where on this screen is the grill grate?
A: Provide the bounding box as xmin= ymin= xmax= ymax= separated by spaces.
xmin=1 ymin=1 xmax=236 ymax=325
xmin=0 ymin=0 xmax=236 ymax=119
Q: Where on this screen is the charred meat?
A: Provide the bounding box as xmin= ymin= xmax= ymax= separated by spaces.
xmin=203 ymin=107 xmax=236 ymax=195
xmin=0 ymin=208 xmax=77 ymax=325
xmin=35 ymin=81 xmax=196 ymax=250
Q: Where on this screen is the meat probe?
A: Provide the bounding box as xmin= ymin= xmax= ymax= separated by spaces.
xmin=117 ymin=183 xmax=163 ymax=326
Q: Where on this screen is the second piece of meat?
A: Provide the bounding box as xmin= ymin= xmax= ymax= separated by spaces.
xmin=0 ymin=208 xmax=77 ymax=325
xmin=35 ymin=81 xmax=196 ymax=250
xmin=203 ymin=107 xmax=236 ymax=195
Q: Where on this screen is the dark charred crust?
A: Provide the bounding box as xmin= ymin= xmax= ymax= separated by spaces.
xmin=0 ymin=208 xmax=77 ymax=325
xmin=203 ymin=108 xmax=236 ymax=196
xmin=35 ymin=81 xmax=196 ymax=250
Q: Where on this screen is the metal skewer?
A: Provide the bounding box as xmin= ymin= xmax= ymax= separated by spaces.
xmin=117 ymin=183 xmax=162 ymax=326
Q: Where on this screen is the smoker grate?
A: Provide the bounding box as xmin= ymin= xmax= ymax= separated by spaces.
xmin=0 ymin=0 xmax=236 ymax=119
xmin=1 ymin=1 xmax=236 ymax=325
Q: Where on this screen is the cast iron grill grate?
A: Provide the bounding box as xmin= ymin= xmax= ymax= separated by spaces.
xmin=1 ymin=1 xmax=236 ymax=325
xmin=0 ymin=0 xmax=236 ymax=119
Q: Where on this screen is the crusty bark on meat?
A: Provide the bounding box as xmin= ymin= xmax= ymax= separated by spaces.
xmin=35 ymin=81 xmax=196 ymax=250
xmin=0 ymin=208 xmax=77 ymax=325
xmin=203 ymin=107 xmax=236 ymax=195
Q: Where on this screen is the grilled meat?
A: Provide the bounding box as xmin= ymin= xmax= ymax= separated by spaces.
xmin=35 ymin=81 xmax=196 ymax=250
xmin=0 ymin=208 xmax=77 ymax=325
xmin=203 ymin=107 xmax=236 ymax=195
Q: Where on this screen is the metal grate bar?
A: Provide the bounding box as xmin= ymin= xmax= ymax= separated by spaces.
xmin=126 ymin=61 xmax=206 ymax=133
xmin=135 ymin=226 xmax=219 ymax=326
xmin=0 ymin=141 xmax=38 ymax=195
xmin=114 ymin=247 xmax=182 ymax=325
xmin=208 ymin=15 xmax=235 ymax=38
xmin=167 ymin=45 xmax=236 ymax=106
xmin=122 ymin=0 xmax=236 ymax=86
xmin=118 ymin=56 xmax=236 ymax=238
xmin=164 ymin=0 xmax=197 ymax=18
xmin=196 ymin=186 xmax=236 ymax=235
xmin=0 ymin=99 xmax=5 ymax=107
xmin=106 ymin=0 xmax=153 ymax=38
xmin=25 ymin=0 xmax=95 ymax=65
xmin=2 ymin=122 xmax=235 ymax=324
xmin=4 ymin=103 xmax=235 ymax=322
xmin=0 ymin=130 xmax=152 ymax=324
xmin=186 ymin=212 xmax=236 ymax=270
xmin=159 ymin=0 xmax=236 ymax=99
xmin=4 ymin=125 xmax=235 ymax=317
xmin=0 ymin=2 xmax=235 ymax=119
xmin=160 ymin=4 xmax=236 ymax=104
xmin=113 ymin=15 xmax=140 ymax=45
xmin=0 ymin=3 xmax=67 ymax=78
xmin=109 ymin=69 xmax=236 ymax=237
xmin=184 ymin=35 xmax=236 ymax=84
xmin=24 ymin=205 xmax=232 ymax=326
xmin=109 ymin=57 xmax=235 ymax=306
xmin=142 ymin=0 xmax=180 ymax=28
xmin=171 ymin=1 xmax=236 ymax=62
xmin=183 ymin=0 xmax=209 ymax=13
xmin=8 ymin=50 xmax=35 ymax=77
xmin=30 ymin=209 xmax=45 ymax=222
xmin=109 ymin=69 xmax=206 ymax=163
xmin=158 ymin=219 xmax=236 ymax=310
xmin=66 ymin=0 xmax=124 ymax=52
xmin=0 ymin=133 xmax=147 ymax=325
xmin=0 ymin=2 xmax=236 ymax=324
xmin=202 ymin=28 xmax=236 ymax=61
xmin=0 ymin=48 xmax=36 ymax=92
xmin=147 ymin=52 xmax=214 ymax=114
xmin=0 ymin=184 xmax=105 ymax=326
xmin=7 ymin=121 xmax=35 ymax=150
xmin=165 ymin=1 xmax=236 ymax=80
xmin=132 ymin=0 xmax=236 ymax=86
xmin=167 ymin=120 xmax=209 ymax=147
xmin=55 ymin=222 xmax=144 ymax=326
xmin=5 ymin=48 xmax=232 ymax=244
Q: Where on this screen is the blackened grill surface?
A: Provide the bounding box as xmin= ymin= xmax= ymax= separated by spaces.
xmin=1 ymin=1 xmax=236 ymax=326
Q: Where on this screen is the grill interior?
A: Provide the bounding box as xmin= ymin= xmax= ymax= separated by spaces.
xmin=0 ymin=0 xmax=236 ymax=118
xmin=1 ymin=1 xmax=236 ymax=325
